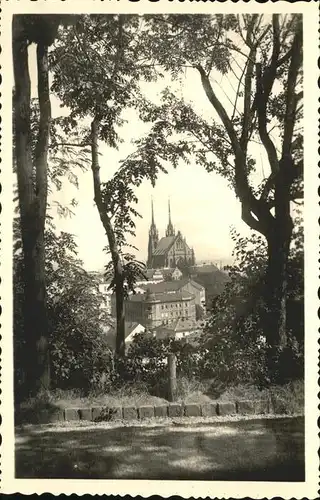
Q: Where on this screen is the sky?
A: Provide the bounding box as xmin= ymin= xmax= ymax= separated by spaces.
xmin=27 ymin=24 xmax=273 ymax=273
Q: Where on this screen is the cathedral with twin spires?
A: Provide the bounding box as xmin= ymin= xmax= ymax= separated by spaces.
xmin=147 ymin=200 xmax=195 ymax=269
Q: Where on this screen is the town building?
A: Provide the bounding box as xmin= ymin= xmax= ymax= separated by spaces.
xmin=138 ymin=278 xmax=205 ymax=308
xmin=147 ymin=200 xmax=195 ymax=269
xmin=98 ymin=281 xmax=113 ymax=315
xmin=103 ymin=321 xmax=145 ymax=350
xmin=189 ymin=264 xmax=230 ymax=309
xmin=135 ymin=266 xmax=183 ymax=286
xmin=151 ymin=317 xmax=203 ymax=340
xmin=111 ymin=288 xmax=196 ymax=330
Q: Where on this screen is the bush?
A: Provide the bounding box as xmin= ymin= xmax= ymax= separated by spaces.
xmin=198 ymin=223 xmax=304 ymax=389
xmin=14 ymin=229 xmax=116 ymax=400
xmin=121 ymin=333 xmax=202 ymax=398
xmin=198 ymin=324 xmax=269 ymax=389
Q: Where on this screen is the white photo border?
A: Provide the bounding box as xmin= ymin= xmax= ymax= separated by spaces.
xmin=1 ymin=0 xmax=318 ymax=497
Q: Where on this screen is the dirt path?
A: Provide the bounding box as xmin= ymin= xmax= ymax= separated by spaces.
xmin=15 ymin=416 xmax=304 ymax=481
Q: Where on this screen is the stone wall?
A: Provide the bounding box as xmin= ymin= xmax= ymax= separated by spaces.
xmin=34 ymin=399 xmax=272 ymax=424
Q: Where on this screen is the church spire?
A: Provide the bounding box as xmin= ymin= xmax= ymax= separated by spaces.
xmin=166 ymin=198 xmax=175 ymax=237
xmin=147 ymin=197 xmax=159 ymax=268
xmin=151 ymin=197 xmax=155 ymax=225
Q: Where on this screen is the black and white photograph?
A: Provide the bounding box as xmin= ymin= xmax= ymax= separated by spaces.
xmin=1 ymin=1 xmax=318 ymax=498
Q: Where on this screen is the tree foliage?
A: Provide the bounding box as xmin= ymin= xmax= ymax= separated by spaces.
xmin=202 ymin=213 xmax=304 ymax=387
xmin=49 ymin=15 xmax=168 ymax=357
xmin=122 ymin=333 xmax=201 ymax=398
xmin=13 ymin=14 xmax=61 ymax=394
xmin=129 ymin=14 xmax=303 ymax=350
xmin=14 ymin=225 xmax=113 ymax=397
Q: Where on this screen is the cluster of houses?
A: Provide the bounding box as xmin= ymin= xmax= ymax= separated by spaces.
xmin=97 ymin=264 xmax=229 ymax=350
xmin=96 ymin=201 xmax=230 ymax=350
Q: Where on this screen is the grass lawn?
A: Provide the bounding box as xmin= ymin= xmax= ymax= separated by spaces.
xmin=15 ymin=416 xmax=305 ymax=480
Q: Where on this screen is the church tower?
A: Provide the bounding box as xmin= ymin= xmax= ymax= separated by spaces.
xmin=165 ymin=199 xmax=175 ymax=237
xmin=147 ymin=199 xmax=159 ymax=268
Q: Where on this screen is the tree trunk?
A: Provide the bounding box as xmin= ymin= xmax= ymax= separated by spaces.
xmin=264 ymin=156 xmax=293 ymax=349
xmin=22 ymin=220 xmax=50 ymax=394
xmin=13 ymin=17 xmax=51 ymax=395
xmin=115 ymin=277 xmax=125 ymax=357
xmin=90 ymin=119 xmax=126 ymax=358
xmin=265 ymin=232 xmax=290 ymax=349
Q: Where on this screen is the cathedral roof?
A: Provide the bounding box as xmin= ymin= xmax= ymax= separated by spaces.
xmin=152 ymin=235 xmax=176 ymax=256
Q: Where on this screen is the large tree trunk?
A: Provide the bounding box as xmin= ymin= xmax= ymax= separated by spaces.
xmin=13 ymin=17 xmax=51 ymax=395
xmin=264 ymin=156 xmax=294 ymax=349
xmin=265 ymin=230 xmax=291 ymax=348
xmin=22 ymin=219 xmax=49 ymax=393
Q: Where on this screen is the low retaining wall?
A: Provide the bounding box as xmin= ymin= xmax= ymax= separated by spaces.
xmin=34 ymin=399 xmax=271 ymax=424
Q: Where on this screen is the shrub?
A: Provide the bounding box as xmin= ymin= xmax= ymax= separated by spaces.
xmin=121 ymin=333 xmax=202 ymax=398
xmin=14 ymin=229 xmax=116 ymax=400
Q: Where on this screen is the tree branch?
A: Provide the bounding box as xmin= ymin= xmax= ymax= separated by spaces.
xmin=195 ymin=63 xmax=272 ymax=236
xmin=282 ymin=25 xmax=303 ymax=158
xmin=260 ymin=172 xmax=277 ymax=202
xmin=196 ymin=65 xmax=243 ymax=162
xmin=276 ymin=47 xmax=293 ymax=67
xmin=52 ymin=142 xmax=90 ymax=148
xmin=240 ymin=37 xmax=256 ymax=152
xmin=256 ymin=62 xmax=279 ymax=174
xmin=241 ymin=204 xmax=267 ymax=235
xmin=35 ymin=42 xmax=51 ymax=222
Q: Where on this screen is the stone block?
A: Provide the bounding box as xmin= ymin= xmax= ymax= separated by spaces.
xmin=92 ymin=406 xmax=122 ymax=422
xmin=154 ymin=405 xmax=168 ymax=418
xmin=184 ymin=404 xmax=201 ymax=417
xmin=236 ymin=400 xmax=255 ymax=415
xmin=201 ymin=403 xmax=218 ymax=417
xmin=92 ymin=406 xmax=104 ymax=422
xmin=217 ymin=402 xmax=236 ymax=416
xmin=78 ymin=408 xmax=92 ymax=421
xmin=65 ymin=408 xmax=80 ymax=421
xmin=138 ymin=406 xmax=155 ymax=419
xmin=168 ymin=403 xmax=183 ymax=418
xmin=254 ymin=399 xmax=270 ymax=415
xmin=36 ymin=409 xmax=64 ymax=424
xmin=48 ymin=409 xmax=65 ymax=423
xmin=111 ymin=406 xmax=124 ymax=420
xmin=123 ymin=406 xmax=137 ymax=420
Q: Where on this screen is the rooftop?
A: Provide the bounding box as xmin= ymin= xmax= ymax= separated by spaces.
xmin=151 ymin=318 xmax=202 ymax=336
xmin=140 ymin=278 xmax=204 ymax=294
xmin=152 ymin=236 xmax=176 ymax=256
xmin=104 ymin=321 xmax=144 ymax=349
xmin=128 ymin=290 xmax=194 ymax=303
xmin=191 ymin=264 xmax=220 ymax=274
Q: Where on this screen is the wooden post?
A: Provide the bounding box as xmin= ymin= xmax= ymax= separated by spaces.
xmin=168 ymin=353 xmax=177 ymax=402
